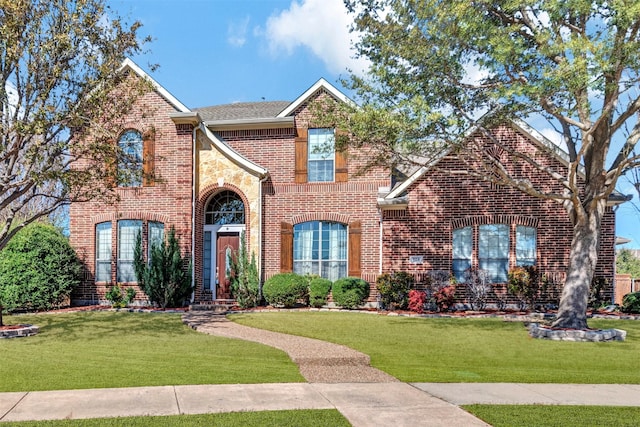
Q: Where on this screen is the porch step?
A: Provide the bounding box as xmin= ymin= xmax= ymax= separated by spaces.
xmin=189 ymin=299 xmax=236 ymax=313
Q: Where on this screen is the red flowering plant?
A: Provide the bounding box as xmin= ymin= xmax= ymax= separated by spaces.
xmin=408 ymin=290 xmax=427 ymax=313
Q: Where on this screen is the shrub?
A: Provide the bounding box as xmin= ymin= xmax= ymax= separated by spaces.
xmin=309 ymin=276 xmax=332 ymax=308
xmin=425 ymin=270 xmax=456 ymax=311
xmin=463 ymin=268 xmax=490 ymax=311
xmin=376 ymin=271 xmax=414 ymax=310
xmin=262 ymin=273 xmax=308 ymax=308
xmin=105 ymin=285 xmax=137 ymax=308
xmin=0 ymin=223 xmax=81 ymax=313
xmin=589 ymin=276 xmax=610 ymax=310
xmin=622 ymin=292 xmax=640 ymax=314
xmin=230 ymin=231 xmax=260 ymax=309
xmin=134 ymin=226 xmax=193 ymax=309
xmin=507 ymin=266 xmax=541 ymax=311
xmin=408 ymin=289 xmax=427 ymax=313
xmin=433 ymin=285 xmax=456 ymax=311
xmin=332 ymin=277 xmax=370 ymax=309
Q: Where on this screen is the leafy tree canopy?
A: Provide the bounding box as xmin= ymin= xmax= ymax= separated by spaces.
xmin=617 ymin=249 xmax=640 ymax=278
xmin=333 ymin=0 xmax=640 ymax=328
xmin=0 ymin=0 xmax=152 ymax=250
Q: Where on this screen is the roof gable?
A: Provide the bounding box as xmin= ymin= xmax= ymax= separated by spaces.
xmin=277 ymin=78 xmax=353 ymax=118
xmin=120 ymin=58 xmax=190 ymax=113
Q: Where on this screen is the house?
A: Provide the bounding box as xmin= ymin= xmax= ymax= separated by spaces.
xmin=68 ymin=59 xmax=623 ymax=307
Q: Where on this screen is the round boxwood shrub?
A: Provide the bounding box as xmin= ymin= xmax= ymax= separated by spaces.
xmin=309 ymin=276 xmax=332 ymax=308
xmin=262 ymin=273 xmax=309 ymax=308
xmin=0 ymin=223 xmax=81 ymax=312
xmin=332 ymin=277 xmax=370 ymax=309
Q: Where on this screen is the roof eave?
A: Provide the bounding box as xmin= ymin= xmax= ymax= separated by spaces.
xmin=169 ymin=112 xmax=201 ymax=126
xmin=277 ymin=78 xmax=353 ymax=118
xmin=204 ymin=116 xmax=294 ymax=131
xmin=198 ymin=123 xmax=268 ymax=178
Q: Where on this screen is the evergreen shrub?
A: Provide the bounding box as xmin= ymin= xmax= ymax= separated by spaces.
xmin=332 ymin=277 xmax=369 ymax=309
xmin=309 ymin=276 xmax=332 ymax=308
xmin=376 ymin=271 xmax=413 ymax=310
xmin=0 ymin=223 xmax=81 ymax=312
xmin=622 ymin=292 xmax=640 ymax=314
xmin=262 ymin=273 xmax=308 ymax=308
xmin=134 ymin=226 xmax=193 ymax=308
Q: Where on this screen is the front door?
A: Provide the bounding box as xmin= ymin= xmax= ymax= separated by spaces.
xmin=216 ymin=233 xmax=239 ymax=299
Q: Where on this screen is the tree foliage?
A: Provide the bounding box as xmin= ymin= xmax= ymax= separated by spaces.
xmin=134 ymin=227 xmax=193 ymax=309
xmin=0 ymin=0 xmax=152 ymax=250
xmin=335 ymin=0 xmax=640 ymax=329
xmin=617 ymin=249 xmax=640 ymax=278
xmin=0 ymin=222 xmax=81 ymax=319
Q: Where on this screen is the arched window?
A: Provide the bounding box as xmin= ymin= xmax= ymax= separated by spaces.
xmin=205 ymin=190 xmax=245 ymax=225
xmin=118 ymin=130 xmax=143 ymax=187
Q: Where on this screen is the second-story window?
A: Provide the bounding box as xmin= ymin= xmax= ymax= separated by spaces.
xmin=118 ymin=130 xmax=143 ymax=187
xmin=307 ymin=128 xmax=335 ymax=182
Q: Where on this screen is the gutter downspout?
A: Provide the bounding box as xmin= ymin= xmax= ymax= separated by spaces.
xmin=378 ymin=207 xmax=383 ymax=274
xmin=259 ymin=174 xmax=269 ymax=298
xmin=190 ymin=126 xmax=197 ymax=303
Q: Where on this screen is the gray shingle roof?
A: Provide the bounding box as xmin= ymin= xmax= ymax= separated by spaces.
xmin=193 ymin=101 xmax=291 ymax=122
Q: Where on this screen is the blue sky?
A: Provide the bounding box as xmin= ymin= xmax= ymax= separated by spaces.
xmin=108 ymin=0 xmax=640 ymax=248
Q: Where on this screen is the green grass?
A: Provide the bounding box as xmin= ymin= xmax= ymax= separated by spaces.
xmin=463 ymin=405 xmax=640 ymax=427
xmin=229 ymin=312 xmax=640 ymax=383
xmin=0 ymin=312 xmax=303 ymax=392
xmin=0 ymin=410 xmax=350 ymax=427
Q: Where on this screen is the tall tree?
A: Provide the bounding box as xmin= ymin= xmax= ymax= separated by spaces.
xmin=0 ymin=0 xmax=152 ymax=250
xmin=337 ymin=0 xmax=640 ymax=328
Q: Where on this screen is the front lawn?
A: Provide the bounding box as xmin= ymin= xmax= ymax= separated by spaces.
xmin=229 ymin=312 xmax=640 ymax=383
xmin=464 ymin=405 xmax=640 ymax=427
xmin=0 ymin=312 xmax=303 ymax=392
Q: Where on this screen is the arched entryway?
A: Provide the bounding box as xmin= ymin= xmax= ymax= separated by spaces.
xmin=202 ymin=190 xmax=246 ymax=300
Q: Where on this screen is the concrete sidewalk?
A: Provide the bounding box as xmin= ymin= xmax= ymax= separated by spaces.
xmin=2 ymin=383 xmax=639 ymax=426
xmin=0 ymin=382 xmax=488 ymax=426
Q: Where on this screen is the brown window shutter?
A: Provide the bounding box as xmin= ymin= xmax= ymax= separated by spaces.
xmin=294 ymin=127 xmax=308 ymax=183
xmin=106 ymin=139 xmax=117 ymax=187
xmin=142 ymin=129 xmax=155 ymax=187
xmin=335 ymin=149 xmax=348 ymax=182
xmin=348 ymin=221 xmax=362 ymax=277
xmin=280 ymin=222 xmax=294 ymax=272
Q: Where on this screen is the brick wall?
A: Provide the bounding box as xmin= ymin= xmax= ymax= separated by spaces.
xmin=69 ymin=89 xmax=194 ymax=305
xmin=381 ymin=124 xmax=617 ymax=305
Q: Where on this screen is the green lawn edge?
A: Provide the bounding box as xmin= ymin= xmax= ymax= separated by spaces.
xmin=0 ymin=409 xmax=350 ymax=427
xmin=229 ymin=311 xmax=640 ymax=383
xmin=463 ymin=405 xmax=640 ymax=427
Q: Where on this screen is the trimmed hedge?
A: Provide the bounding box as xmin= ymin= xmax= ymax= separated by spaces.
xmin=332 ymin=277 xmax=369 ymax=309
xmin=309 ymin=277 xmax=332 ymax=308
xmin=622 ymin=292 xmax=640 ymax=314
xmin=0 ymin=223 xmax=81 ymax=312
xmin=262 ymin=273 xmax=309 ymax=308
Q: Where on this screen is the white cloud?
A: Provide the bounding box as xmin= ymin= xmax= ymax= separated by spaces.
xmin=228 ymin=16 xmax=250 ymax=48
xmin=263 ymin=0 xmax=367 ymax=75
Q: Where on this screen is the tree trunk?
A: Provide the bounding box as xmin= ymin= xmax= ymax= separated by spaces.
xmin=552 ymin=203 xmax=604 ymax=329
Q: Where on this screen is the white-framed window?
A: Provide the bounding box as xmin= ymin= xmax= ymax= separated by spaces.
xmin=118 ymin=129 xmax=143 ymax=187
xmin=148 ymin=221 xmax=164 ymax=259
xmin=516 ymin=225 xmax=536 ymax=266
xmin=117 ymin=220 xmax=142 ymax=282
xmin=95 ymin=222 xmax=112 ymax=282
xmin=452 ymin=223 xmax=537 ymax=283
xmin=307 ymin=128 xmax=335 ymax=182
xmin=452 ymin=226 xmax=472 ymax=283
xmin=478 ymin=224 xmax=510 ymax=283
xmin=293 ymin=221 xmax=347 ymax=281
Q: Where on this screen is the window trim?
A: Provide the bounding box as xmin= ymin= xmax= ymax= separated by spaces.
xmin=95 ymin=222 xmax=112 ymax=282
xmin=117 ymin=129 xmax=143 ymax=187
xmin=307 ymin=128 xmax=335 ymax=183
